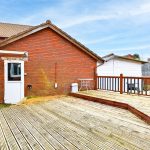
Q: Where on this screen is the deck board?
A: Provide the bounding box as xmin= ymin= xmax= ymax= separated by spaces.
xmin=12 ymin=106 xmax=79 ymax=150
xmin=0 ymin=96 xmax=150 ymax=150
xmin=0 ymin=110 xmax=20 ymax=150
xmin=23 ymin=105 xmax=97 ymax=150
xmin=79 ymin=90 xmax=150 ymax=117
xmin=25 ymin=105 xmax=109 ymax=150
xmin=8 ymin=107 xmax=56 ymax=150
xmin=0 ymin=117 xmax=9 ymax=150
xmin=2 ymin=108 xmax=32 ymax=150
xmin=30 ymin=105 xmax=128 ymax=150
xmin=41 ymin=100 xmax=149 ymax=150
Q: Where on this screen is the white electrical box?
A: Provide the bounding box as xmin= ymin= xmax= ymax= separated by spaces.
xmin=54 ymin=83 xmax=58 ymax=88
xmin=71 ymin=83 xmax=78 ymax=93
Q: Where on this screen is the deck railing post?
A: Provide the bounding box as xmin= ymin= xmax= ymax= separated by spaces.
xmin=94 ymin=77 xmax=97 ymax=90
xmin=94 ymin=68 xmax=97 ymax=90
xmin=120 ymin=74 xmax=123 ymax=94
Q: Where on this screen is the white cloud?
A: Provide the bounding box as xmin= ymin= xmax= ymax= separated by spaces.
xmin=59 ymin=14 xmax=117 ymax=28
xmin=60 ymin=1 xmax=150 ymax=28
xmin=84 ymin=35 xmax=119 ymax=45
xmin=96 ymin=45 xmax=150 ymax=60
xmin=7 ymin=0 xmax=150 ymax=61
xmin=106 ymin=44 xmax=150 ymax=52
xmin=15 ymin=0 xmax=150 ymax=29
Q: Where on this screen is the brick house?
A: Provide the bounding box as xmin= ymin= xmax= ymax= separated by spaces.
xmin=0 ymin=20 xmax=103 ymax=104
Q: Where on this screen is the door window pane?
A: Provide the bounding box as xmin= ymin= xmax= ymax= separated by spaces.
xmin=8 ymin=63 xmax=21 ymax=81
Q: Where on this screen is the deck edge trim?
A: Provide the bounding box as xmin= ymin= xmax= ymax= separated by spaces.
xmin=69 ymin=93 xmax=150 ymax=125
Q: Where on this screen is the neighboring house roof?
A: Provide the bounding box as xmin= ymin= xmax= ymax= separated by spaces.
xmin=103 ymin=53 xmax=147 ymax=64
xmin=0 ymin=22 xmax=32 ymax=38
xmin=124 ymin=54 xmax=135 ymax=59
xmin=0 ymin=20 xmax=103 ymax=61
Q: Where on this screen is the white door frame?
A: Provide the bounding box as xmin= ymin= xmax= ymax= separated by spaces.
xmin=4 ymin=59 xmax=24 ymax=104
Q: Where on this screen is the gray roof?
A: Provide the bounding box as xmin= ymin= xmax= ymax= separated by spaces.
xmin=103 ymin=53 xmax=147 ymax=64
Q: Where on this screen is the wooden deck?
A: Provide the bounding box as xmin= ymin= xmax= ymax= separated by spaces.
xmin=77 ymin=90 xmax=150 ymax=116
xmin=0 ymin=96 xmax=150 ymax=150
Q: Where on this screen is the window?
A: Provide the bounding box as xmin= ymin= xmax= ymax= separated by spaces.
xmin=8 ymin=63 xmax=21 ymax=81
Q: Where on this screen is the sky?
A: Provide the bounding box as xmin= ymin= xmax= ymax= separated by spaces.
xmin=0 ymin=0 xmax=150 ymax=60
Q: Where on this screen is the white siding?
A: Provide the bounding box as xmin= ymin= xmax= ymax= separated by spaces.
xmin=97 ymin=59 xmax=114 ymax=75
xmin=97 ymin=58 xmax=142 ymax=77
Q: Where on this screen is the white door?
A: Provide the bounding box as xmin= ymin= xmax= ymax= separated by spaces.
xmin=4 ymin=60 xmax=24 ymax=104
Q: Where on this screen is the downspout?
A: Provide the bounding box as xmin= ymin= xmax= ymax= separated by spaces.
xmin=113 ymin=59 xmax=114 ymax=75
xmin=95 ymin=61 xmax=104 ymax=75
xmin=54 ymin=63 xmax=58 ymax=88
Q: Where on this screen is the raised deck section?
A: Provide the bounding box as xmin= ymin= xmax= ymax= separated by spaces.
xmin=70 ymin=90 xmax=150 ymax=124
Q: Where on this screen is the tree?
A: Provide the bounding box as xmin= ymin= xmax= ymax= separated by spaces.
xmin=133 ymin=53 xmax=140 ymax=60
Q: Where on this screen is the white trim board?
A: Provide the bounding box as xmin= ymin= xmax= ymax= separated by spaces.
xmin=0 ymin=50 xmax=28 ymax=55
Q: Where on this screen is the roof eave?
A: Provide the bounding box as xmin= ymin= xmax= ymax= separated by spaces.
xmin=103 ymin=54 xmax=147 ymax=63
xmin=116 ymin=56 xmax=147 ymax=64
xmin=0 ymin=22 xmax=103 ymax=62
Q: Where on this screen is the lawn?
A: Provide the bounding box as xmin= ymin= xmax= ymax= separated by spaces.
xmin=0 ymin=104 xmax=11 ymax=109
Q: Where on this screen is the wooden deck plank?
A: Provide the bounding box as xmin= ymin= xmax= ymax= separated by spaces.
xmin=0 ymin=110 xmax=20 ymax=150
xmin=79 ymin=90 xmax=150 ymax=117
xmin=27 ymin=104 xmax=124 ymax=150
xmin=0 ymin=111 xmax=9 ymax=150
xmin=1 ymin=108 xmax=32 ymax=150
xmin=0 ymin=96 xmax=150 ymax=150
xmin=70 ymin=91 xmax=150 ymax=124
xmin=18 ymin=105 xmax=78 ymax=150
xmin=63 ymin=100 xmax=150 ymax=144
xmin=2 ymin=107 xmax=44 ymax=150
xmin=0 ymin=124 xmax=9 ymax=150
xmin=37 ymin=103 xmax=139 ymax=150
xmin=11 ymin=106 xmax=78 ymax=150
xmin=65 ymin=97 xmax=147 ymax=124
xmin=24 ymin=105 xmax=101 ymax=150
xmin=7 ymin=107 xmax=56 ymax=150
xmin=18 ymin=105 xmax=96 ymax=150
xmin=56 ymin=100 xmax=150 ymax=146
xmin=29 ymin=104 xmax=114 ymax=150
xmin=43 ymin=100 xmax=149 ymax=150
xmin=62 ymin=98 xmax=150 ymax=132
xmin=58 ymin=99 xmax=150 ymax=143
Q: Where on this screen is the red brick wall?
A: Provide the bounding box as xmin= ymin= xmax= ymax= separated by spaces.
xmin=0 ymin=28 xmax=97 ymax=103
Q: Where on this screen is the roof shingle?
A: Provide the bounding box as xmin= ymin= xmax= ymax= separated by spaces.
xmin=0 ymin=22 xmax=32 ymax=38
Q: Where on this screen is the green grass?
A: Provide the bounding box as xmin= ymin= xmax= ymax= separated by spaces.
xmin=26 ymin=96 xmax=38 ymax=99
xmin=0 ymin=104 xmax=11 ymax=109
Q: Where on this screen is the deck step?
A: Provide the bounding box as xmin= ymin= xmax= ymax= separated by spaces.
xmin=69 ymin=92 xmax=150 ymax=125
